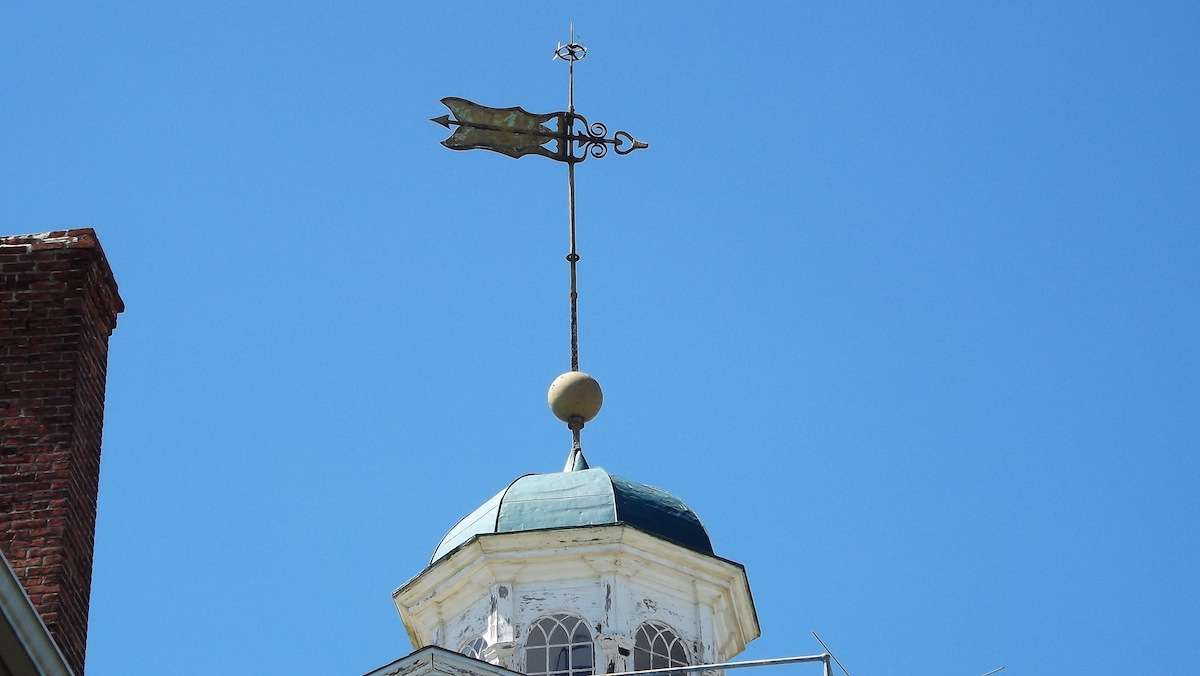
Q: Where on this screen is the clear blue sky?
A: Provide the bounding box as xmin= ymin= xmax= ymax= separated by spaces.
xmin=3 ymin=2 xmax=1198 ymax=674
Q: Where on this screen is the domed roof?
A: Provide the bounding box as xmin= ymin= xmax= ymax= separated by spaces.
xmin=430 ymin=464 xmax=714 ymax=563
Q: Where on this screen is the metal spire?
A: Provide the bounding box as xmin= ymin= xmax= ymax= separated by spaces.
xmin=555 ymin=25 xmax=586 ymax=373
xmin=431 ymin=30 xmax=646 ymax=455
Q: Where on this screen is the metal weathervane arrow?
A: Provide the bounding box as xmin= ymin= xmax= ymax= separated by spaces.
xmin=432 ymin=27 xmax=647 ymax=453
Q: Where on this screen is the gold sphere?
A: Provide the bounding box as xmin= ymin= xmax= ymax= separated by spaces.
xmin=547 ymin=371 xmax=603 ymax=424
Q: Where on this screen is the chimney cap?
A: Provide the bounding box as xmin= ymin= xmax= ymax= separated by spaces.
xmin=0 ymin=228 xmax=125 ymax=315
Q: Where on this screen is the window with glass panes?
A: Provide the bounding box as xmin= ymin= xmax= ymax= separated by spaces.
xmin=524 ymin=614 xmax=593 ymax=676
xmin=633 ymin=622 xmax=689 ymax=672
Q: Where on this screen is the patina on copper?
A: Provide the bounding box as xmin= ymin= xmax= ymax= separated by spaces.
xmin=431 ymin=98 xmax=647 ymax=164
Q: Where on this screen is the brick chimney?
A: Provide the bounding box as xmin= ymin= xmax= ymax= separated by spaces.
xmin=0 ymin=229 xmax=123 ymax=675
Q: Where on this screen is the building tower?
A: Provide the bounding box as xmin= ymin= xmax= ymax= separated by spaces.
xmin=366 ymin=32 xmax=761 ymax=676
xmin=392 ymin=450 xmax=760 ymax=676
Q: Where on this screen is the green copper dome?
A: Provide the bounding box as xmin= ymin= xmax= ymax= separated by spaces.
xmin=430 ymin=465 xmax=714 ymax=563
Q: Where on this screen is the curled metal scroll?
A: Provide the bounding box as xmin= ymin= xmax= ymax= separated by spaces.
xmin=565 ymin=114 xmax=647 ymax=163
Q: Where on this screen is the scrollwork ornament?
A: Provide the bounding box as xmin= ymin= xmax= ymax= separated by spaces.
xmin=564 ymin=114 xmax=647 ymax=163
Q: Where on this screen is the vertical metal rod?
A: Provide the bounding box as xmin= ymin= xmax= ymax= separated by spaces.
xmin=567 ymin=161 xmax=579 ymax=372
xmin=568 ymin=42 xmax=575 ymax=112
xmin=560 ymin=29 xmax=585 ymax=453
xmin=565 ymin=45 xmax=580 ymax=373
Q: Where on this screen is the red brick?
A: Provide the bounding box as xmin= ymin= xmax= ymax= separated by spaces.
xmin=0 ymin=228 xmax=122 ymax=675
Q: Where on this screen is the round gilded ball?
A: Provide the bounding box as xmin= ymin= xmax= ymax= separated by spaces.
xmin=547 ymin=371 xmax=603 ymax=423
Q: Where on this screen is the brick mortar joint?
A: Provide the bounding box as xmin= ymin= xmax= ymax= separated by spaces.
xmin=0 ymin=231 xmax=83 ymax=251
xmin=1 ymin=228 xmax=126 ymax=319
xmin=1 ymin=228 xmax=117 ymax=676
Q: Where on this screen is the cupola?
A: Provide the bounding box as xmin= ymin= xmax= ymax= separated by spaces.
xmin=394 ymin=450 xmax=760 ymax=675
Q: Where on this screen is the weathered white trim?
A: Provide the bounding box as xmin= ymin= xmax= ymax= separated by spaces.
xmin=364 ymin=645 xmax=525 ymax=676
xmin=394 ymin=525 xmax=759 ymax=666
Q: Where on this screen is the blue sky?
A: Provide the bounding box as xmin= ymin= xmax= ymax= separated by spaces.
xmin=3 ymin=2 xmax=1198 ymax=674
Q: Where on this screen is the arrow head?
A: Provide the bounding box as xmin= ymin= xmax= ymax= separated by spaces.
xmin=430 ymin=114 xmax=451 ymax=129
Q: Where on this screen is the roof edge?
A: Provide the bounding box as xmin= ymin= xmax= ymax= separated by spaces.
xmin=404 ymin=521 xmax=747 ymax=597
xmin=364 ymin=644 xmax=525 ymax=676
xmin=0 ymin=550 xmax=74 ymax=676
xmin=0 ymin=228 xmax=125 ymax=315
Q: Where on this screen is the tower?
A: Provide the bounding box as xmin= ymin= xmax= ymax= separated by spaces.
xmin=366 ymin=33 xmax=759 ymax=676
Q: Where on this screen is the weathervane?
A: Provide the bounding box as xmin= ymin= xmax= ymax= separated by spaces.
xmin=431 ymin=27 xmax=647 ymax=461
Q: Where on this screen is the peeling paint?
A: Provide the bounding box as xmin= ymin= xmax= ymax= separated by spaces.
xmin=386 ymin=660 xmax=428 ymax=676
xmin=398 ymin=528 xmax=758 ymax=664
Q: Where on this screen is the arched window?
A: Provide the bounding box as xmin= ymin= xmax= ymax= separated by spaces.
xmin=633 ymin=622 xmax=689 ymax=672
xmin=461 ymin=637 xmax=488 ymax=660
xmin=524 ymin=613 xmax=593 ymax=676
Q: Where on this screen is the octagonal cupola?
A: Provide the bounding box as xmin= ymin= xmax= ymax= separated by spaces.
xmin=393 ymin=449 xmax=760 ymax=675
